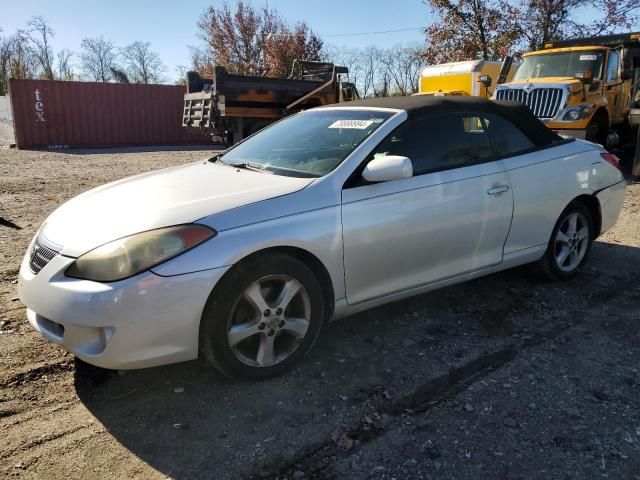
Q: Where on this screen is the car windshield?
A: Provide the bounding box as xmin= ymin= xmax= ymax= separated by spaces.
xmin=514 ymin=50 xmax=605 ymax=80
xmin=216 ymin=109 xmax=394 ymax=177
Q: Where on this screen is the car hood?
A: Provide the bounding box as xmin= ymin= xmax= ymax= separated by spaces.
xmin=41 ymin=161 xmax=313 ymax=257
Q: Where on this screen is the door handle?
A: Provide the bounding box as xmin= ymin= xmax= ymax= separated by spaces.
xmin=487 ymin=185 xmax=510 ymax=196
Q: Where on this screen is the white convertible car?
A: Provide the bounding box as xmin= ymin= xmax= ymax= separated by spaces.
xmin=18 ymin=96 xmax=625 ymax=379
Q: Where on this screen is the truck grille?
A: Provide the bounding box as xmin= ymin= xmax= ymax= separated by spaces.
xmin=29 ymin=238 xmax=59 ymax=274
xmin=495 ymin=87 xmax=564 ymax=119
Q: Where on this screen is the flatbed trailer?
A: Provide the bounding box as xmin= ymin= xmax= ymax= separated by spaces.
xmin=182 ymin=61 xmax=358 ymax=145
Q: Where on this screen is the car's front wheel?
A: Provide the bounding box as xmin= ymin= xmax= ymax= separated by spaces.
xmin=199 ymin=252 xmax=325 ymax=379
xmin=537 ymin=201 xmax=594 ymax=280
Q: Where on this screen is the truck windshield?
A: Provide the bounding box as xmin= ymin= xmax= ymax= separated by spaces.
xmin=514 ymin=50 xmax=605 ymax=80
xmin=217 ymin=109 xmax=394 ymax=177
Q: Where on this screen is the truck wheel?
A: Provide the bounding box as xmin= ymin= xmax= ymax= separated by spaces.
xmin=585 ymin=118 xmax=607 ymax=146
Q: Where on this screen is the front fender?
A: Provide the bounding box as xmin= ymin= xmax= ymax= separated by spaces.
xmin=151 ymin=205 xmax=346 ymax=300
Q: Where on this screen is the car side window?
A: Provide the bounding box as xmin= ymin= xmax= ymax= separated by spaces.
xmin=606 ymin=50 xmax=620 ymax=83
xmin=370 ymin=112 xmax=493 ymax=175
xmin=482 ymin=113 xmax=535 ymax=157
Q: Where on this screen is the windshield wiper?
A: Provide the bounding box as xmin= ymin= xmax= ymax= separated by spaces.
xmin=225 ymin=161 xmax=274 ymax=174
xmin=208 ymin=155 xmax=259 ymax=170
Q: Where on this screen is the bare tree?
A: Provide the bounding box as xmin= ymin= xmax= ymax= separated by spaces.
xmin=560 ymin=0 xmax=640 ymax=38
xmin=379 ymin=46 xmax=423 ymax=95
xmin=0 ymin=29 xmax=7 ymax=95
xmin=79 ymin=36 xmax=118 ymax=82
xmin=9 ymin=31 xmax=37 ymax=79
xmin=26 ymin=16 xmax=55 ymax=80
xmin=326 ymin=46 xmax=365 ymax=93
xmin=174 ymin=64 xmax=187 ymax=84
xmin=56 ymin=48 xmax=74 ymax=80
xmin=188 ymin=44 xmax=214 ymax=77
xmin=327 ymin=44 xmax=422 ymax=98
xmin=327 ymin=44 xmax=376 ymax=98
xmin=121 ymin=41 xmax=165 ymax=84
xmin=0 ymin=30 xmax=37 ymax=94
xmin=360 ymin=46 xmax=381 ymax=97
xmin=0 ymin=34 xmax=7 ymax=95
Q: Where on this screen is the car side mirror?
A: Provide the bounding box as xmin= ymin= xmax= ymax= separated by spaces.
xmin=362 ymin=155 xmax=413 ymax=183
xmin=574 ymin=71 xmax=593 ymax=85
xmin=477 ymin=74 xmax=492 ymax=87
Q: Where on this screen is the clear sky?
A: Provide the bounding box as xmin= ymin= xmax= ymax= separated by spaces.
xmin=1 ymin=0 xmax=430 ymax=82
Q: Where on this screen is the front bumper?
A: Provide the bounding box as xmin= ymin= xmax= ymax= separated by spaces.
xmin=18 ymin=251 xmax=228 ymax=370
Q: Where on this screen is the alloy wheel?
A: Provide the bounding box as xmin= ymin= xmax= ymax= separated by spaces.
xmin=227 ymin=275 xmax=311 ymax=367
xmin=554 ymin=212 xmax=589 ymax=272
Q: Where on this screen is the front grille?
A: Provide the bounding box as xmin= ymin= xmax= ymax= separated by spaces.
xmin=495 ymin=87 xmax=564 ymax=119
xmin=29 ymin=238 xmax=59 ymax=274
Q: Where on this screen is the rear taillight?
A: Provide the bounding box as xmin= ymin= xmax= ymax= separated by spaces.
xmin=600 ymin=152 xmax=621 ymax=171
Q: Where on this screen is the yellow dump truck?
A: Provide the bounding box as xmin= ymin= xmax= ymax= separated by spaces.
xmin=417 ymin=60 xmax=517 ymax=98
xmin=494 ymin=32 xmax=640 ymax=150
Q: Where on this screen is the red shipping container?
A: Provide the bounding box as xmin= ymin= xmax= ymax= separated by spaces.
xmin=9 ymin=79 xmax=211 ymax=149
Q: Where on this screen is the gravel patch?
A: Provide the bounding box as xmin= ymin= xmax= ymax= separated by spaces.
xmin=0 ymin=118 xmax=15 ymax=147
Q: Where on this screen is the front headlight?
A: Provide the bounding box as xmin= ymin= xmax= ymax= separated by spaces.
xmin=561 ymin=104 xmax=594 ymax=121
xmin=66 ymin=225 xmax=216 ymax=282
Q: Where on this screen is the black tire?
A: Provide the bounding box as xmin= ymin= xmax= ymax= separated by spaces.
xmin=585 ymin=118 xmax=607 ymax=146
xmin=199 ymin=252 xmax=325 ymax=380
xmin=536 ymin=201 xmax=594 ymax=281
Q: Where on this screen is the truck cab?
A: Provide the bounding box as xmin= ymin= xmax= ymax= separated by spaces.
xmin=494 ymin=32 xmax=640 ymax=146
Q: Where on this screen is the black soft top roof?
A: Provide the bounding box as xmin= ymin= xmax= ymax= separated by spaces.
xmin=327 ymin=95 xmax=561 ymax=146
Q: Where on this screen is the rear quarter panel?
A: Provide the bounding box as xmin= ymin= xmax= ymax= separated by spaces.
xmin=596 ymin=177 xmax=625 ymax=234
xmin=503 ymin=140 xmax=606 ymax=255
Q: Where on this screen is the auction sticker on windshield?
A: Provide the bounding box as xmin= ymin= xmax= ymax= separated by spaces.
xmin=579 ymin=54 xmax=598 ymax=61
xmin=329 ymin=119 xmax=378 ymax=129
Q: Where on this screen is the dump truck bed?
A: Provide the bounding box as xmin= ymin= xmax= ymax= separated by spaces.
xmin=183 ymin=64 xmax=344 ymax=131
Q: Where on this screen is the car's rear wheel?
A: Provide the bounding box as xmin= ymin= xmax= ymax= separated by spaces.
xmin=537 ymin=202 xmax=593 ymax=281
xmin=200 ymin=253 xmax=325 ymax=379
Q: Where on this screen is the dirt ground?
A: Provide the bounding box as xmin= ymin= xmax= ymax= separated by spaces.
xmin=0 ymin=147 xmax=639 ymax=480
xmin=0 ymin=119 xmax=15 ymax=147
